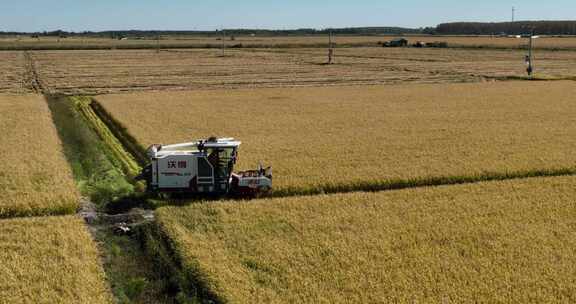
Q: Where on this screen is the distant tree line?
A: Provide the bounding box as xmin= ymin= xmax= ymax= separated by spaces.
xmin=0 ymin=27 xmax=428 ymax=38
xmin=436 ymin=21 xmax=576 ymax=35
xmin=224 ymin=27 xmax=428 ymax=35
xmin=4 ymin=22 xmax=575 ymax=38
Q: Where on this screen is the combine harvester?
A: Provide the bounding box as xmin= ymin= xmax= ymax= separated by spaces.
xmin=137 ymin=137 xmax=272 ymax=197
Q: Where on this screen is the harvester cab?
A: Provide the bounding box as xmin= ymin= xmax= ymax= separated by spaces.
xmin=137 ymin=137 xmax=272 ymax=197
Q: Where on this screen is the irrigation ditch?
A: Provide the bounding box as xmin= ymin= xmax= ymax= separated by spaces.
xmin=24 ymin=45 xmax=199 ymax=302
xmin=45 ymin=94 xmax=176 ymax=303
xmin=28 ymin=47 xmax=576 ymax=303
xmin=53 ymin=93 xmax=226 ymax=303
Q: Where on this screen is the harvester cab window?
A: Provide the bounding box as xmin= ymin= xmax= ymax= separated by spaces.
xmin=207 ymin=148 xmax=235 ymax=179
xmin=220 ymin=148 xmax=234 ymax=162
xmin=207 ymin=148 xmax=218 ymax=167
xmin=197 ymin=157 xmax=213 ymax=178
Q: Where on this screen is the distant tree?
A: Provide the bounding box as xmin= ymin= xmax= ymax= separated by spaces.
xmin=422 ymin=27 xmax=437 ymax=35
xmin=437 ymin=21 xmax=576 ymax=35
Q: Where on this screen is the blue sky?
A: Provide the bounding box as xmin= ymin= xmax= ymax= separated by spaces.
xmin=1 ymin=1 xmax=574 ymax=32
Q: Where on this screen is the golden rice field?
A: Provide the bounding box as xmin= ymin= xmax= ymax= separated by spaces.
xmin=0 ymin=94 xmax=79 ymax=218
xmin=156 ymin=176 xmax=576 ymax=303
xmin=97 ymin=81 xmax=576 ymax=194
xmin=1 ymin=35 xmax=576 ymax=304
xmin=31 ymin=47 xmax=576 ymax=94
xmin=0 ymin=216 xmax=113 ymax=303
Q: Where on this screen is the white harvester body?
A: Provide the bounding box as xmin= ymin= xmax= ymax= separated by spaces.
xmin=138 ymin=138 xmax=272 ymax=196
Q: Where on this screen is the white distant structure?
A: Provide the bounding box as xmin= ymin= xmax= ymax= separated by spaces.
xmin=515 ymin=32 xmax=539 ymax=77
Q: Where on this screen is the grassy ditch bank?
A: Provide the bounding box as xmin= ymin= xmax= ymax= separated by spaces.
xmin=47 ymin=94 xmax=178 ymax=303
xmin=136 ymin=221 xmax=223 ymax=304
xmin=46 ymin=94 xmax=137 ymax=208
xmin=75 ymin=96 xmax=143 ymax=177
xmin=89 ymin=98 xmax=148 ymax=165
xmin=93 ymin=224 xmax=177 ymax=304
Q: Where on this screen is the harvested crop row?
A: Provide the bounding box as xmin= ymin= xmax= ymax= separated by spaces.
xmin=0 ymin=94 xmax=79 ymax=218
xmin=267 ymin=47 xmax=576 ymax=80
xmin=0 ymin=215 xmax=113 ymax=303
xmin=32 ymin=48 xmax=458 ymax=95
xmin=97 ymin=81 xmax=576 ymax=194
xmin=4 ymin=35 xmax=576 ymax=50
xmin=32 ymin=47 xmax=576 ymax=95
xmin=0 ymin=51 xmax=27 ymax=94
xmin=156 ymin=176 xmax=576 ymax=303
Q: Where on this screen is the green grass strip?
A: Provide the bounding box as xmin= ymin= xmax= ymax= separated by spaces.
xmin=72 ymin=96 xmax=142 ymax=178
xmin=47 ymin=95 xmax=137 ymax=207
xmin=136 ymin=222 xmax=224 ymax=304
xmin=89 ymin=98 xmax=149 ymax=166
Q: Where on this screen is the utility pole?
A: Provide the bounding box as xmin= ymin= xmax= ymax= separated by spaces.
xmin=220 ymin=29 xmax=226 ymax=57
xmin=526 ymin=31 xmax=534 ymax=77
xmin=327 ymin=30 xmax=335 ymax=64
xmin=512 ymin=7 xmax=515 ymax=23
xmin=524 ymin=28 xmax=538 ymax=77
xmin=156 ymin=33 xmax=160 ymax=53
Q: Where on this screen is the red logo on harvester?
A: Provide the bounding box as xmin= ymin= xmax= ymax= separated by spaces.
xmin=178 ymin=161 xmax=187 ymax=169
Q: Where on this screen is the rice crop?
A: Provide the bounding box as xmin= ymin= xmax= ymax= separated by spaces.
xmin=97 ymin=81 xmax=576 ymax=194
xmin=0 ymin=94 xmax=79 ymax=218
xmin=155 ymin=175 xmax=576 ymax=303
xmin=0 ymin=215 xmax=113 ymax=303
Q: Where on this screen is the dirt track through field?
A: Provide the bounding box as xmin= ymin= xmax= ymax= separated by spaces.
xmin=23 ymin=51 xmax=46 ymax=94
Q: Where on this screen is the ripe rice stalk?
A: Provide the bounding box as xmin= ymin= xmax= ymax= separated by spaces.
xmin=0 ymin=94 xmax=79 ymax=218
xmin=155 ymin=176 xmax=576 ymax=303
xmin=0 ymin=215 xmax=113 ymax=303
xmin=96 ymin=81 xmax=576 ymax=194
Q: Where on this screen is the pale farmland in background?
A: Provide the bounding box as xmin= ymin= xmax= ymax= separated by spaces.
xmin=0 ymin=52 xmax=27 ymax=94
xmin=4 ymin=35 xmax=576 ymax=49
xmin=29 ymin=46 xmax=576 ymax=95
